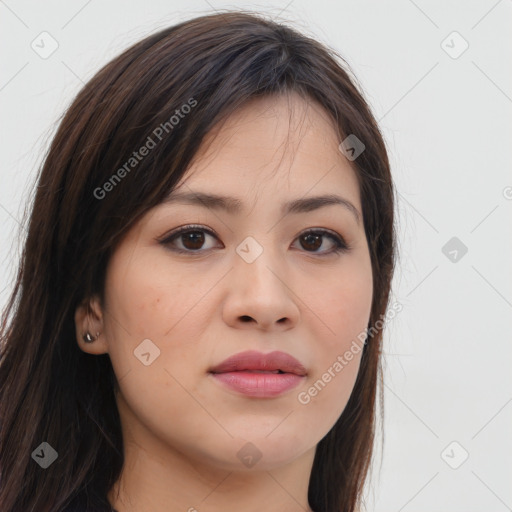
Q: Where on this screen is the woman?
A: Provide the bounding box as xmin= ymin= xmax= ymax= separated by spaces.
xmin=0 ymin=11 xmax=396 ymax=512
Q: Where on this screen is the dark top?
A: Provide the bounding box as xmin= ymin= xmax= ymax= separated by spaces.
xmin=59 ymin=503 xmax=117 ymax=512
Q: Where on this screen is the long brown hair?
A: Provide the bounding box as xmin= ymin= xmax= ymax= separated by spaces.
xmin=0 ymin=11 xmax=396 ymax=512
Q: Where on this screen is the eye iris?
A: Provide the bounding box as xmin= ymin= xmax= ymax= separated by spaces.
xmin=182 ymin=231 xmax=205 ymax=250
xmin=301 ymin=233 xmax=322 ymax=251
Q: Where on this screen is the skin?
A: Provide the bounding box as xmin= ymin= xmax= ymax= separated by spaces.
xmin=75 ymin=92 xmax=373 ymax=512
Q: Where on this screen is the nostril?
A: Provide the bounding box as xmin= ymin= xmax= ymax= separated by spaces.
xmin=240 ymin=315 xmax=252 ymax=322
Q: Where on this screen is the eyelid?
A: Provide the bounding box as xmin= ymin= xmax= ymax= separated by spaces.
xmin=156 ymin=224 xmax=221 ymax=248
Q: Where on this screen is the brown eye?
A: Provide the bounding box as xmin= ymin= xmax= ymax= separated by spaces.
xmin=294 ymin=229 xmax=349 ymax=255
xmin=180 ymin=231 xmax=205 ymax=250
xmin=159 ymin=225 xmax=220 ymax=254
xmin=300 ymin=233 xmax=323 ymax=251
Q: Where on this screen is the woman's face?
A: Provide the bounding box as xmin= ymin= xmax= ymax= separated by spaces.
xmin=79 ymin=92 xmax=373 ymax=473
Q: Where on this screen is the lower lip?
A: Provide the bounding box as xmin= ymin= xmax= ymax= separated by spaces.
xmin=210 ymin=371 xmax=304 ymax=397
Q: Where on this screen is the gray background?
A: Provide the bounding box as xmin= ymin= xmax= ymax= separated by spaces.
xmin=1 ymin=1 xmax=511 ymax=510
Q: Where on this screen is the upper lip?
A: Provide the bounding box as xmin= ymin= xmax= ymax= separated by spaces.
xmin=209 ymin=350 xmax=307 ymax=376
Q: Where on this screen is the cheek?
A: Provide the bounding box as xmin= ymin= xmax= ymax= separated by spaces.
xmin=300 ymin=292 xmax=369 ymax=429
xmin=104 ymin=246 xmax=210 ymax=338
xmin=297 ymin=256 xmax=372 ymax=422
xmin=298 ymin=353 xmax=362 ymax=435
xmin=303 ymin=253 xmax=373 ymax=348
xmin=102 ymin=257 xmax=208 ymax=434
xmin=103 ymin=247 xmax=222 ymax=390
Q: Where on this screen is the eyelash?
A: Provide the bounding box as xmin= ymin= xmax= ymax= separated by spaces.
xmin=158 ymin=224 xmax=351 ymax=257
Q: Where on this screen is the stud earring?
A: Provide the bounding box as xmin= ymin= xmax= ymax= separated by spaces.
xmin=83 ymin=331 xmax=101 ymax=343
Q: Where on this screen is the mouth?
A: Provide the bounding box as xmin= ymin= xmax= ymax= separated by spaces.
xmin=209 ymin=349 xmax=307 ymax=376
xmin=209 ymin=350 xmax=307 ymax=398
xmin=211 ymin=369 xmax=286 ymax=374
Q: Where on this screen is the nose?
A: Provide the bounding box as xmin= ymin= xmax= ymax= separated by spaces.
xmin=222 ymin=245 xmax=300 ymax=331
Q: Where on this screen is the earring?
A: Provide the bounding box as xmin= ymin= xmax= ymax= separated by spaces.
xmin=83 ymin=331 xmax=100 ymax=343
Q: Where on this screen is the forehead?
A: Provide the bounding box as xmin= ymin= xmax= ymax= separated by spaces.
xmin=174 ymin=93 xmax=361 ymax=206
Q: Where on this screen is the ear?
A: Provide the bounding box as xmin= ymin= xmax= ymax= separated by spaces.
xmin=74 ymin=295 xmax=109 ymax=355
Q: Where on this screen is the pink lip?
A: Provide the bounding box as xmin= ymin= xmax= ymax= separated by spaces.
xmin=209 ymin=350 xmax=307 ymax=398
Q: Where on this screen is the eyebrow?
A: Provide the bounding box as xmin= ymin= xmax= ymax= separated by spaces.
xmin=162 ymin=191 xmax=361 ymax=224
